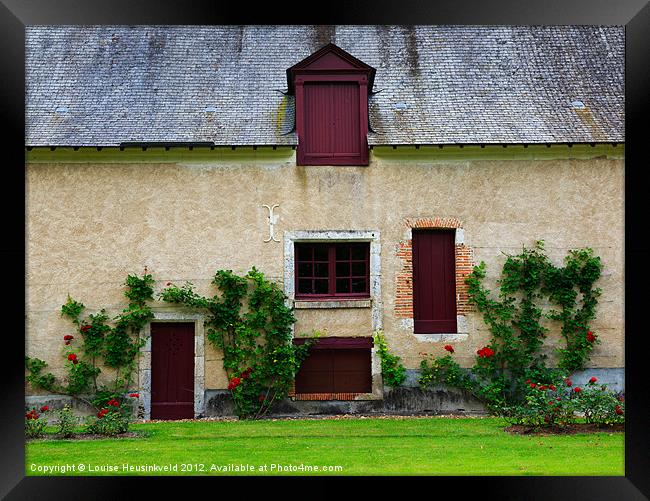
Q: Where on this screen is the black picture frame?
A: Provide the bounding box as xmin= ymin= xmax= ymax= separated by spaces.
xmin=2 ymin=1 xmax=648 ymax=498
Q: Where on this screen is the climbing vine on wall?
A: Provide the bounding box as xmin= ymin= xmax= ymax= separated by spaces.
xmin=160 ymin=267 xmax=315 ymax=419
xmin=25 ymin=273 xmax=153 ymax=410
xmin=419 ymin=241 xmax=603 ymax=411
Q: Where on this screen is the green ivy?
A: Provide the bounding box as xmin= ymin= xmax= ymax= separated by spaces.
xmin=161 ymin=267 xmax=316 ymax=419
xmin=419 ymin=241 xmax=603 ymax=412
xmin=373 ymin=331 xmax=406 ymax=388
xmin=25 ymin=273 xmax=153 ymax=411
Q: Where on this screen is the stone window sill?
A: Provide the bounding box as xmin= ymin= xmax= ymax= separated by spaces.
xmin=414 ymin=333 xmax=469 ymax=342
xmin=293 ymin=299 xmax=372 ymax=309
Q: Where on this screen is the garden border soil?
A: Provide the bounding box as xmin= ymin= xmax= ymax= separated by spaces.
xmin=504 ymin=423 xmax=624 ymax=435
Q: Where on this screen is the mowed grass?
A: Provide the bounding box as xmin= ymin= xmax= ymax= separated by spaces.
xmin=26 ymin=417 xmax=624 ymax=476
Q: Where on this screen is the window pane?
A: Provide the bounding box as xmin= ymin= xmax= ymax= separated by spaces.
xmin=336 ymin=262 xmax=350 ymax=277
xmin=336 ymin=278 xmax=350 ymax=293
xmin=336 ymin=246 xmax=350 ymax=260
xmin=315 ymin=263 xmax=329 ymax=277
xmin=298 ymin=263 xmax=313 ymax=278
xmin=314 ymin=279 xmax=329 ymax=294
xmin=297 ymin=245 xmax=312 ymax=261
xmin=298 ymin=279 xmax=313 ymax=294
xmin=314 ymin=246 xmax=328 ymax=260
xmin=351 ymin=262 xmax=366 ymax=276
xmin=351 ymin=245 xmax=366 ymax=260
xmin=352 ymin=278 xmax=367 ymax=293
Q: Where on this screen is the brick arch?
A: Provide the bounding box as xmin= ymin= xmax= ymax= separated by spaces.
xmin=395 ymin=218 xmax=474 ymax=326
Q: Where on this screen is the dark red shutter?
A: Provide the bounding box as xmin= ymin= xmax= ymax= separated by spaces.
xmin=151 ymin=322 xmax=195 ymax=420
xmin=300 ymin=82 xmax=364 ymax=165
xmin=412 ymin=230 xmax=457 ymax=333
xmin=294 ymin=337 xmax=372 ymax=393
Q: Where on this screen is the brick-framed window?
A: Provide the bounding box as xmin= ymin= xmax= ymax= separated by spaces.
xmin=395 ymin=218 xmax=474 ymax=335
xmin=286 ymin=44 xmax=375 ymax=166
xmin=295 ymin=242 xmax=370 ymax=299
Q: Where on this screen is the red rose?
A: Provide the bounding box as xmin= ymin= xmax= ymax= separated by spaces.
xmin=573 ymin=387 xmax=582 ymax=393
xmin=129 ymin=393 xmax=139 ymax=398
xmin=80 ymin=324 xmax=91 ymax=333
xmin=97 ymin=408 xmax=109 ymax=418
xmin=444 ymin=345 xmax=454 ymax=353
xmin=530 ymin=383 xmax=536 ymax=389
xmin=556 ymin=397 xmax=561 ymax=401
xmin=525 ymin=379 xmax=531 ymax=384
xmin=258 ymin=394 xmax=265 ymax=402
xmin=565 ymin=379 xmax=572 ymax=387
xmin=539 ymin=385 xmax=547 ymax=391
xmin=589 ymin=376 xmax=598 ymax=384
xmin=586 ymin=331 xmax=596 ymax=342
xmin=228 ymin=377 xmax=241 ymax=390
xmin=477 ymin=347 xmax=494 ymax=358
xmin=67 ymin=353 xmax=77 ymax=362
xmin=40 ymin=405 xmax=49 ymax=412
xmin=618 ymin=395 xmax=625 ymax=402
xmin=64 ymin=335 xmax=74 ymax=340
xmin=614 ymin=405 xmax=623 ymax=415
xmin=550 ymin=385 xmax=556 ymax=391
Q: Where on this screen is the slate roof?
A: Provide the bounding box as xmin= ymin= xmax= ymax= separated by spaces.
xmin=25 ymin=25 xmax=624 ymax=147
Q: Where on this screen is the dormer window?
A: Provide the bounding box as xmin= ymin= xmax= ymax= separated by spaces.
xmin=287 ymin=44 xmax=375 ymax=166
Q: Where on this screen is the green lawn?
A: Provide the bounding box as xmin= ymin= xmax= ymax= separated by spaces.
xmin=26 ymin=416 xmax=624 ymax=476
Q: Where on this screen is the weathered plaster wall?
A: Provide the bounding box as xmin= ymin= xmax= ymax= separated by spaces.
xmin=25 ymin=146 xmax=624 ymax=396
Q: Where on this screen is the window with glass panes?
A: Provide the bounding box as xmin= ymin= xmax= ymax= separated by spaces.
xmin=295 ymin=242 xmax=370 ymax=299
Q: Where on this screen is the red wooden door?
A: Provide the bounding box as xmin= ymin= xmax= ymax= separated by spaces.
xmin=151 ymin=322 xmax=195 ymax=420
xmin=412 ymin=230 xmax=457 ymax=334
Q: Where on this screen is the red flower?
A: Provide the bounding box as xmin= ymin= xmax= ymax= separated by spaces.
xmin=228 ymin=377 xmax=241 ymax=390
xmin=258 ymin=394 xmax=265 ymax=402
xmin=40 ymin=405 xmax=49 ymax=412
xmin=565 ymin=379 xmax=573 ymax=387
xmin=166 ymin=282 xmax=172 ymax=286
xmin=97 ymin=408 xmax=109 ymax=418
xmin=615 ymin=405 xmax=623 ymax=415
xmin=444 ymin=345 xmax=454 ymax=354
xmin=556 ymin=397 xmax=561 ymax=401
xmin=589 ymin=376 xmax=598 ymax=384
xmin=538 ymin=385 xmax=547 ymax=391
xmin=618 ymin=395 xmax=625 ymax=402
xmin=586 ymin=331 xmax=596 ymax=342
xmin=550 ymin=385 xmax=556 ymax=391
xmin=530 ymin=383 xmax=536 ymax=389
xmin=80 ymin=324 xmax=91 ymax=333
xmin=525 ymin=379 xmax=531 ymax=384
xmin=573 ymin=387 xmax=582 ymax=393
xmin=67 ymin=353 xmax=77 ymax=362
xmin=129 ymin=393 xmax=139 ymax=398
xmin=477 ymin=347 xmax=495 ymax=358
xmin=107 ymin=399 xmax=120 ymax=407
xmin=25 ymin=410 xmax=39 ymax=420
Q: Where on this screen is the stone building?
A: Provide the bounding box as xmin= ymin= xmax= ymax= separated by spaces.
xmin=25 ymin=25 xmax=624 ymax=418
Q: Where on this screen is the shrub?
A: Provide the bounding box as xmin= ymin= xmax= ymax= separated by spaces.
xmin=25 ymin=407 xmax=48 ymax=439
xmin=54 ymin=405 xmax=78 ymax=438
xmin=86 ymin=400 xmax=130 ymax=436
xmin=502 ymin=379 xmax=577 ymax=428
xmin=575 ymin=378 xmax=625 ymax=426
xmin=373 ymin=331 xmax=406 ymax=388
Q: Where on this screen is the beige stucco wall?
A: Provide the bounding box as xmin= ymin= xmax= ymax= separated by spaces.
xmin=25 ymin=146 xmax=624 ymax=393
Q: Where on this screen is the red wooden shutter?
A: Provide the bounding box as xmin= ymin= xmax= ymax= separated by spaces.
xmin=412 ymin=230 xmax=457 ymax=333
xmin=294 ymin=337 xmax=372 ymax=393
xmin=301 ymin=82 xmax=363 ymax=165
